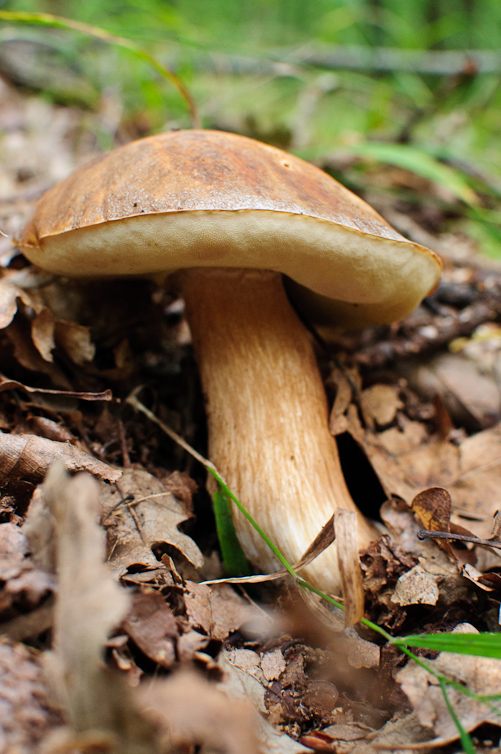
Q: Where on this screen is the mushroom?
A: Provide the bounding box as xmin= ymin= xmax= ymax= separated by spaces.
xmin=19 ymin=130 xmax=441 ymax=594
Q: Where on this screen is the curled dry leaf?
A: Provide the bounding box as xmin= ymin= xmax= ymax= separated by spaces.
xmin=0 ymin=373 xmax=112 ymax=400
xmin=101 ymin=468 xmax=203 ymax=577
xmin=121 ymin=590 xmax=178 ymax=669
xmin=0 ymin=271 xmax=96 ymax=368
xmin=0 ymin=274 xmax=41 ymax=330
xmin=43 ymin=464 xmax=130 ymax=727
xmin=0 ymin=431 xmax=121 ymax=485
xmin=32 ymin=308 xmax=95 ymax=365
xmin=300 ymin=722 xmax=372 ymax=753
xmin=411 ymin=486 xmax=477 ymax=565
xmin=328 ymin=366 xmax=355 ymax=436
xmin=334 ymin=509 xmax=364 ymax=627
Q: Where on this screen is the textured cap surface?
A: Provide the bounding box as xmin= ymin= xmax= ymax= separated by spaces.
xmin=20 ymin=129 xmax=441 ymax=325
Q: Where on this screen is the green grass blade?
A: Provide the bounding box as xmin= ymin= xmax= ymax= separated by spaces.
xmin=392 ymin=632 xmax=501 ymax=658
xmin=439 ymin=678 xmax=476 ymax=754
xmin=0 ymin=10 xmax=199 ymax=127
xmin=348 ymin=141 xmax=479 ymax=206
xmin=212 ymin=484 xmax=250 ymax=577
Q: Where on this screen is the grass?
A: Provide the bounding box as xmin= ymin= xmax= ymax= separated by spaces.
xmin=2 ymin=6 xmax=501 ymax=260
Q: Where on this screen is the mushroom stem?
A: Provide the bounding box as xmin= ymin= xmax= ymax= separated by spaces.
xmin=181 ymin=267 xmax=375 ymax=593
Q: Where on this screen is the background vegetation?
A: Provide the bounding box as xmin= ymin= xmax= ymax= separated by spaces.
xmin=2 ymin=0 xmax=501 ymax=257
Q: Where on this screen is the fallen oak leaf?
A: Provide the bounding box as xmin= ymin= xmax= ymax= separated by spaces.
xmin=0 ymin=431 xmax=121 ymax=484
xmin=101 ymin=468 xmax=203 ymax=576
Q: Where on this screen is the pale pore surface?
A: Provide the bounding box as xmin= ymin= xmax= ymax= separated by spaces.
xmin=23 ymin=210 xmax=441 ymax=326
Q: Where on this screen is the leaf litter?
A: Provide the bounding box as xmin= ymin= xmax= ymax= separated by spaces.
xmin=1 ymin=77 xmax=501 ymax=753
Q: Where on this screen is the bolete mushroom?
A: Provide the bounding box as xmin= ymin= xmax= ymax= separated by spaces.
xmin=19 ymin=130 xmax=441 ymax=594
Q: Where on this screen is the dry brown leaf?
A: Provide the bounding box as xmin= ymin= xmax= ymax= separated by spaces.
xmin=0 ymin=603 xmax=54 ymax=643
xmin=346 ymin=405 xmax=501 ymax=542
xmin=31 ymin=308 xmax=56 ymax=362
xmin=182 ymin=579 xmax=213 ymax=633
xmin=390 ymin=564 xmax=440 ymax=606
xmin=335 ymin=509 xmax=364 ymax=626
xmin=0 ymin=639 xmax=63 ymax=752
xmin=328 ymin=367 xmax=354 ymax=436
xmin=122 ymin=590 xmax=178 ymax=669
xmin=301 ymin=517 xmax=337 ymax=574
xmin=380 ymin=499 xmax=469 ymax=607
xmin=54 ymin=318 xmax=95 ymax=365
xmin=32 ymin=308 xmax=95 ymax=365
xmin=0 ymin=431 xmax=121 ymax=485
xmin=102 ymin=468 xmax=203 ymax=576
xmin=361 ymin=535 xmax=420 ymax=629
xmin=176 ymin=628 xmax=211 ymax=662
xmin=451 ymin=424 xmax=501 ymax=531
xmin=360 ymin=384 xmax=403 ymax=428
xmin=396 ymin=623 xmax=501 ymax=746
xmin=0 ymin=521 xmax=54 ymax=620
xmin=137 ymin=668 xmax=261 ymax=754
xmin=44 ymin=465 xmax=130 ymax=726
xmin=0 ymin=274 xmax=43 ymax=330
xmin=300 ymin=722 xmax=372 ymax=753
xmin=411 ymin=486 xmax=478 ymax=566
xmin=0 ymin=277 xmax=22 ymax=329
xmin=353 ymin=711 xmax=436 ymax=752
xmin=402 ymin=352 xmax=501 ymax=430
xmin=39 ymin=463 xmax=155 ymax=753
xmin=219 ymin=652 xmax=311 ymax=754
xmin=261 ymin=648 xmax=287 ymax=681
xmin=0 ymin=373 xmax=112 ymax=400
xmin=210 ymin=582 xmax=272 ymax=640
xmin=412 ymin=487 xmax=453 ymax=535
xmin=5 ymin=318 xmax=74 ymax=389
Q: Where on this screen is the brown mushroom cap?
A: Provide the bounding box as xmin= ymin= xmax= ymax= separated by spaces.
xmin=20 ymin=129 xmax=441 ymax=326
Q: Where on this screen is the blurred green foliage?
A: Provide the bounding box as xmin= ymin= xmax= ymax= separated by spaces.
xmin=2 ymin=0 xmax=501 ymax=254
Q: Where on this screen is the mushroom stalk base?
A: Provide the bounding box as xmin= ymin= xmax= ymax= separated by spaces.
xmin=181 ymin=268 xmax=375 ymax=593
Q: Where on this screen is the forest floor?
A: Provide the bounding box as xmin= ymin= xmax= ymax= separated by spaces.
xmin=1 ymin=76 xmax=501 ymax=754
